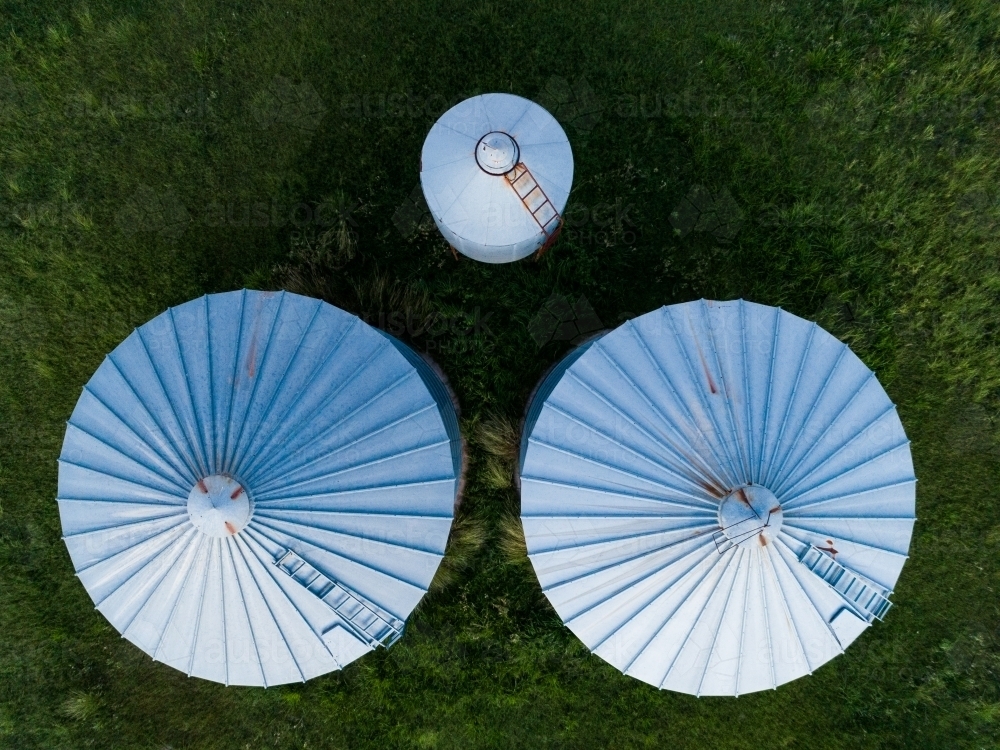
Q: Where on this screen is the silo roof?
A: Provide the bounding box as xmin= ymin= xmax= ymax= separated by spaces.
xmin=420 ymin=93 xmax=573 ymax=263
xmin=519 ymin=299 xmax=915 ymax=696
xmin=57 ymin=290 xmax=461 ymax=687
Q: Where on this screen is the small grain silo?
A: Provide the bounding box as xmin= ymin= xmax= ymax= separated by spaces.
xmin=518 ymin=299 xmax=915 ymax=696
xmin=57 ymin=290 xmax=463 ymax=686
xmin=420 ymin=93 xmax=574 ymax=263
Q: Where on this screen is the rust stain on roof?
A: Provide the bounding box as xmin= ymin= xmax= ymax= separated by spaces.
xmin=694 ymin=337 xmax=719 ymax=393
xmin=703 ymin=364 xmax=718 ymax=394
xmin=818 ymin=539 xmax=839 ymax=558
xmin=230 ymin=485 xmax=244 ymax=500
xmin=698 ymin=480 xmax=724 ymax=499
xmin=225 ymin=521 xmax=237 ymax=535
xmin=247 ymin=336 xmax=257 ymax=378
xmin=197 ymin=479 xmax=208 ymax=494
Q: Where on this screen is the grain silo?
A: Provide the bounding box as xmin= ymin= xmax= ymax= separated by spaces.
xmin=57 ymin=290 xmax=463 ymax=686
xmin=420 ymin=93 xmax=574 ymax=263
xmin=518 ymin=299 xmax=915 ymax=695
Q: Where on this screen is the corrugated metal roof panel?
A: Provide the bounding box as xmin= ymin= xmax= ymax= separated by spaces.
xmin=57 ymin=290 xmax=461 ymax=687
xmin=519 ymin=299 xmax=915 ymax=696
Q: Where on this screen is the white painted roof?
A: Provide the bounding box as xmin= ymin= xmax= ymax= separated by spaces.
xmin=57 ymin=290 xmax=462 ymax=686
xmin=420 ymin=93 xmax=573 ymax=263
xmin=519 ymin=299 xmax=915 ymax=696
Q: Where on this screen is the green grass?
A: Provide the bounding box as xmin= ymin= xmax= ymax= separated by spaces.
xmin=1 ymin=0 xmax=1000 ymax=747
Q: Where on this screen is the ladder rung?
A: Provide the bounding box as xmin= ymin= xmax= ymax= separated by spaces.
xmin=534 ymin=202 xmax=557 ymax=226
xmin=526 ymin=188 xmax=549 ymax=213
xmin=513 ymin=176 xmax=537 ymax=198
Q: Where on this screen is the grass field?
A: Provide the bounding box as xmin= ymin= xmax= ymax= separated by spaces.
xmin=2 ymin=0 xmax=1000 ymax=747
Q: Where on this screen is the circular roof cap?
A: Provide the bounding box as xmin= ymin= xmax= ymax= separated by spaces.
xmin=718 ymin=485 xmax=783 ymax=549
xmin=476 ymin=132 xmax=519 ymax=174
xmin=187 ymin=474 xmax=253 ymax=537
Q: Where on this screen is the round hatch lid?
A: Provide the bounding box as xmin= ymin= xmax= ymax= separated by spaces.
xmin=476 ymin=131 xmax=519 ymax=175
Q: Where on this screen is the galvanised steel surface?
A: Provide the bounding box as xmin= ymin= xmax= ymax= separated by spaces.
xmin=519 ymin=299 xmax=916 ymax=696
xmin=420 ymin=93 xmax=574 ymax=263
xmin=57 ymin=290 xmax=462 ymax=687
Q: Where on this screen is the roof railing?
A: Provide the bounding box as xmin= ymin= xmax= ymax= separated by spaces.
xmin=713 ymin=511 xmax=772 ymax=554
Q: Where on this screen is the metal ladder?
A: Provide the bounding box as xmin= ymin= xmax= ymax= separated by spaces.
xmin=274 ymin=548 xmax=405 ymax=648
xmin=798 ymin=545 xmax=892 ymax=622
xmin=505 ymin=162 xmax=562 ymax=254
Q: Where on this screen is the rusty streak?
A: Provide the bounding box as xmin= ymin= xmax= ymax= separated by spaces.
xmin=247 ymin=337 xmax=257 ymax=378
xmin=698 ymin=480 xmax=724 ymax=499
xmin=690 ymin=334 xmax=718 ymax=394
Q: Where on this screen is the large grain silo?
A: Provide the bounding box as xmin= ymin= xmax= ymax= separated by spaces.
xmin=420 ymin=93 xmax=574 ymax=263
xmin=57 ymin=290 xmax=463 ymax=687
xmin=518 ymin=299 xmax=915 ymax=696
